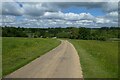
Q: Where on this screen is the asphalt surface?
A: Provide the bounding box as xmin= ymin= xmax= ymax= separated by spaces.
xmin=6 ymin=40 xmax=83 ymax=78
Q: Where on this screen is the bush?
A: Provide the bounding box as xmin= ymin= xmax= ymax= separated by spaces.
xmin=98 ymin=36 xmax=106 ymax=41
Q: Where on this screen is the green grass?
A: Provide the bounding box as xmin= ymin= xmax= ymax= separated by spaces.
xmin=70 ymin=40 xmax=118 ymax=78
xmin=0 ymin=37 xmax=2 ymax=77
xmin=2 ymin=37 xmax=60 ymax=76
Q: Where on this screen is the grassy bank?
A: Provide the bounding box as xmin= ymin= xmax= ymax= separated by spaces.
xmin=2 ymin=37 xmax=60 ymax=76
xmin=70 ymin=40 xmax=118 ymax=78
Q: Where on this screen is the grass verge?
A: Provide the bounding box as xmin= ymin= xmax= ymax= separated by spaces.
xmin=70 ymin=40 xmax=118 ymax=78
xmin=2 ymin=37 xmax=60 ymax=76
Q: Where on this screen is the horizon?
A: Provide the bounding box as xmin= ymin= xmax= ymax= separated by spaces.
xmin=1 ymin=25 xmax=119 ymax=28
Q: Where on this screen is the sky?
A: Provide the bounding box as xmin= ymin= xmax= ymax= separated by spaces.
xmin=0 ymin=0 xmax=119 ymax=28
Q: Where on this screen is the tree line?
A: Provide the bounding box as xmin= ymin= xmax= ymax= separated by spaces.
xmin=2 ymin=26 xmax=120 ymax=41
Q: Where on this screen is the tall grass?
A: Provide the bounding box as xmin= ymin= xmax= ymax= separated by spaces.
xmin=70 ymin=40 xmax=118 ymax=78
xmin=2 ymin=37 xmax=60 ymax=76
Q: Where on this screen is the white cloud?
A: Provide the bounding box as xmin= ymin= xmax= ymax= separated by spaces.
xmin=76 ymin=20 xmax=93 ymax=23
xmin=66 ymin=21 xmax=72 ymax=24
xmin=95 ymin=17 xmax=111 ymax=24
xmin=43 ymin=11 xmax=94 ymax=21
xmin=43 ymin=11 xmax=64 ymax=19
xmin=1 ymin=2 xmax=118 ymax=28
xmin=64 ymin=12 xmax=80 ymax=20
xmin=105 ymin=11 xmax=118 ymax=24
xmin=106 ymin=11 xmax=118 ymax=17
xmin=79 ymin=13 xmax=94 ymax=20
xmin=2 ymin=15 xmax=16 ymax=23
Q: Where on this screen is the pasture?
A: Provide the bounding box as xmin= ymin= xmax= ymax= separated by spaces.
xmin=2 ymin=37 xmax=60 ymax=76
xmin=70 ymin=40 xmax=118 ymax=78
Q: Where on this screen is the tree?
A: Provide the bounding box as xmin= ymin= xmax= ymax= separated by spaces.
xmin=78 ymin=27 xmax=91 ymax=40
xmin=56 ymin=31 xmax=71 ymax=38
xmin=69 ymin=27 xmax=79 ymax=39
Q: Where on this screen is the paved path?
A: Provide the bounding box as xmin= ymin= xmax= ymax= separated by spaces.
xmin=6 ymin=40 xmax=83 ymax=78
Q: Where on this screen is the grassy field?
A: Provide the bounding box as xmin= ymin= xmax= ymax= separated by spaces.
xmin=70 ymin=40 xmax=118 ymax=78
xmin=0 ymin=37 xmax=2 ymax=77
xmin=2 ymin=37 xmax=60 ymax=76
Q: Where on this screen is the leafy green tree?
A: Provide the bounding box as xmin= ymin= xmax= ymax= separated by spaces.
xmin=69 ymin=27 xmax=79 ymax=39
xmin=56 ymin=31 xmax=71 ymax=38
xmin=78 ymin=27 xmax=91 ymax=40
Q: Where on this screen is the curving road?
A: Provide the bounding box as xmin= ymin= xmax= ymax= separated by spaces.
xmin=6 ymin=40 xmax=83 ymax=78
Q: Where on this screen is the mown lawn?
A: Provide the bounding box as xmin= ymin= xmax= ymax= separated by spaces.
xmin=2 ymin=37 xmax=60 ymax=76
xmin=70 ymin=40 xmax=118 ymax=78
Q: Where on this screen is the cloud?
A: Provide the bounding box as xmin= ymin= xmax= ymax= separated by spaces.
xmin=1 ymin=2 xmax=118 ymax=28
xmin=105 ymin=11 xmax=118 ymax=24
xmin=1 ymin=2 xmax=59 ymax=16
xmin=2 ymin=15 xmax=16 ymax=23
xmin=43 ymin=11 xmax=64 ymax=19
xmin=23 ymin=3 xmax=45 ymax=16
xmin=2 ymin=0 xmax=119 ymax=2
xmin=2 ymin=11 xmax=118 ymax=28
xmin=23 ymin=3 xmax=59 ymax=16
xmin=95 ymin=17 xmax=110 ymax=24
xmin=2 ymin=2 xmax=24 ymax=16
xmin=102 ymin=2 xmax=118 ymax=12
xmin=2 ymin=2 xmax=118 ymax=16
xmin=106 ymin=11 xmax=118 ymax=17
xmin=49 ymin=2 xmax=118 ymax=13
xmin=43 ymin=11 xmax=94 ymax=21
xmin=79 ymin=13 xmax=94 ymax=20
xmin=52 ymin=2 xmax=104 ymax=9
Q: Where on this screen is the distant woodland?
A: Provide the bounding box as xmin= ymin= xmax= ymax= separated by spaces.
xmin=2 ymin=26 xmax=120 ymax=41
